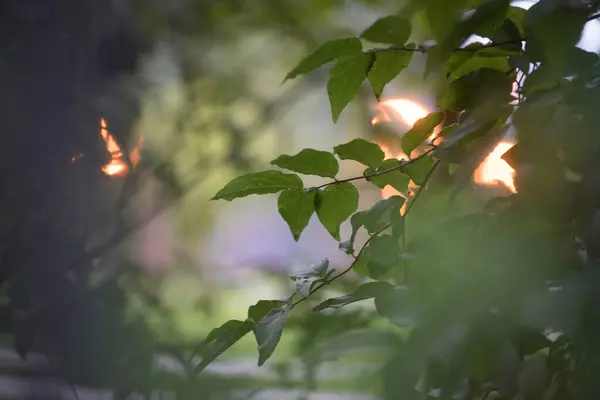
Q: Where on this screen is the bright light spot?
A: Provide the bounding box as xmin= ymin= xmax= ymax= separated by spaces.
xmin=473 ymin=141 xmax=517 ymax=193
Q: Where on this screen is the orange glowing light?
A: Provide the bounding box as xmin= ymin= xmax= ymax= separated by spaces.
xmin=473 ymin=140 xmax=517 ymax=193
xmin=371 ymin=98 xmax=517 ymax=197
xmin=99 ymin=118 xmax=142 ymax=177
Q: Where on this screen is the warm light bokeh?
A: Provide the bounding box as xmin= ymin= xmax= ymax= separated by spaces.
xmin=99 ymin=118 xmax=142 ymax=177
xmin=473 ymin=140 xmax=517 ymax=193
xmin=371 ymin=98 xmax=517 ymax=199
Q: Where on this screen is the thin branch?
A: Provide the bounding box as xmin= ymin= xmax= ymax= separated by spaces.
xmin=291 ymin=157 xmax=440 ymax=309
xmin=587 ymin=12 xmax=600 ymax=22
xmin=306 ymin=148 xmax=436 ymax=192
xmin=364 ymin=39 xmax=525 ymax=56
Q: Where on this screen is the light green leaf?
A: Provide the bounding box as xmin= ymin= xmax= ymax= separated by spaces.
xmin=402 ymin=155 xmax=436 ymax=185
xmin=271 ymin=148 xmax=339 ymax=178
xmin=194 ymin=319 xmax=254 ymax=373
xmin=314 ymin=282 xmax=395 ymax=311
xmin=364 ymin=159 xmax=411 ymax=193
xmin=254 ymin=306 xmax=289 ymax=366
xmin=368 ymin=49 xmax=414 ymax=99
xmin=248 ymin=300 xmax=288 ymax=324
xmin=363 ymin=196 xmax=405 ymax=234
xmin=291 ymin=259 xmax=330 ymax=280
xmin=213 ymin=171 xmax=303 ymax=201
xmin=277 ymin=189 xmax=315 ymax=241
xmin=334 ymin=138 xmax=385 ymax=168
xmin=360 ymin=16 xmax=411 ymax=45
xmin=285 ymin=38 xmax=362 ymax=81
xmin=328 ymin=53 xmax=373 ymax=122
xmin=425 ymin=0 xmax=469 ymax=41
xmin=315 ymin=182 xmax=360 ymax=240
xmin=401 ymin=112 xmax=444 ymax=155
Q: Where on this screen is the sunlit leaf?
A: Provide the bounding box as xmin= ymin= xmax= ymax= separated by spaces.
xmin=194 ymin=320 xmax=254 ymax=373
xmin=254 ymin=306 xmax=289 ymax=366
xmin=360 ymin=15 xmax=411 ymax=45
xmin=285 ymin=38 xmax=363 ymax=81
xmin=328 ymin=53 xmax=373 ymax=122
xmin=314 ymin=282 xmax=395 ymax=311
xmin=401 ymin=112 xmax=444 ymax=155
xmin=334 ymin=138 xmax=385 ymax=168
xmin=212 ymin=171 xmax=303 ymax=201
xmin=271 ymin=148 xmax=339 ymax=178
xmin=315 ymin=182 xmax=360 ymax=240
xmin=368 ymin=49 xmax=414 ymax=99
xmin=364 ymin=159 xmax=411 ymax=193
xmin=277 ymin=189 xmax=315 ymax=241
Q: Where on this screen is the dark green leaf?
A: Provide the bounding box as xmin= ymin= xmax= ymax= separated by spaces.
xmin=425 ymin=0 xmax=470 ymax=41
xmin=194 ymin=320 xmax=254 ymax=373
xmin=375 ymin=286 xmax=418 ymax=326
xmin=341 ymin=211 xmax=366 ymax=255
xmin=507 ymin=5 xmax=526 ymax=35
xmin=278 ymin=189 xmax=315 ymax=241
xmin=437 ymin=68 xmax=514 ymax=111
xmin=314 ymin=282 xmax=395 ymax=311
xmin=450 ymin=55 xmax=511 ymax=81
xmin=315 ymin=182 xmax=360 ymax=240
xmin=364 ymin=159 xmax=411 ymax=193
xmin=363 ymin=196 xmax=405 ymax=234
xmin=285 ymin=38 xmax=362 ymax=81
xmin=368 ymin=49 xmax=414 ymax=99
xmin=213 ymin=171 xmax=303 ymax=201
xmin=365 ymin=234 xmax=401 ymax=266
xmin=248 ymin=300 xmax=288 ymax=324
xmin=328 ymin=53 xmax=373 ymax=122
xmin=254 ymin=306 xmax=289 ymax=366
xmin=361 ymin=16 xmax=412 ymax=45
xmin=401 ymin=112 xmax=444 ymax=155
xmin=271 ymin=148 xmax=339 ymax=178
xmin=402 ymin=155 xmax=436 ymax=185
xmin=524 ymin=2 xmax=588 ymax=68
xmin=334 ymin=138 xmax=385 ymax=168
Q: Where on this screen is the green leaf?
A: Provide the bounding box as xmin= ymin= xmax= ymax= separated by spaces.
xmin=362 ymin=196 xmax=405 ymax=234
xmin=368 ymin=49 xmax=414 ymax=99
xmin=375 ymin=287 xmax=418 ymax=326
xmin=248 ymin=300 xmax=288 ymax=324
xmin=278 ymin=189 xmax=315 ymax=241
xmin=450 ymin=55 xmax=511 ymax=81
xmin=364 ymin=159 xmax=411 ymax=193
xmin=194 ymin=319 xmax=254 ymax=373
xmin=437 ymin=68 xmax=514 ymax=111
xmin=313 ymin=282 xmax=395 ymax=311
xmin=524 ymin=2 xmax=588 ymax=68
xmin=213 ymin=171 xmax=303 ymax=201
xmin=340 ymin=211 xmax=366 ymax=255
xmin=507 ymin=5 xmax=526 ymax=36
xmin=285 ymin=38 xmax=363 ymax=81
xmin=401 ymin=112 xmax=444 ymax=155
xmin=402 ymin=155 xmax=435 ymax=185
xmin=360 ymin=16 xmax=412 ymax=45
xmin=425 ymin=0 xmax=469 ymax=41
xmin=315 ymin=183 xmax=360 ymax=240
xmin=254 ymin=306 xmax=289 ymax=366
xmin=271 ymin=148 xmax=339 ymax=178
xmin=328 ymin=53 xmax=373 ymax=122
xmin=334 ymin=138 xmax=385 ymax=168
xmin=364 ymin=234 xmax=402 ymax=278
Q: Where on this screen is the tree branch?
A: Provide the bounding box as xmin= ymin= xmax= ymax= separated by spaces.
xmin=306 ymin=148 xmax=436 ymax=192
xmin=364 ymin=39 xmax=525 ymax=56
